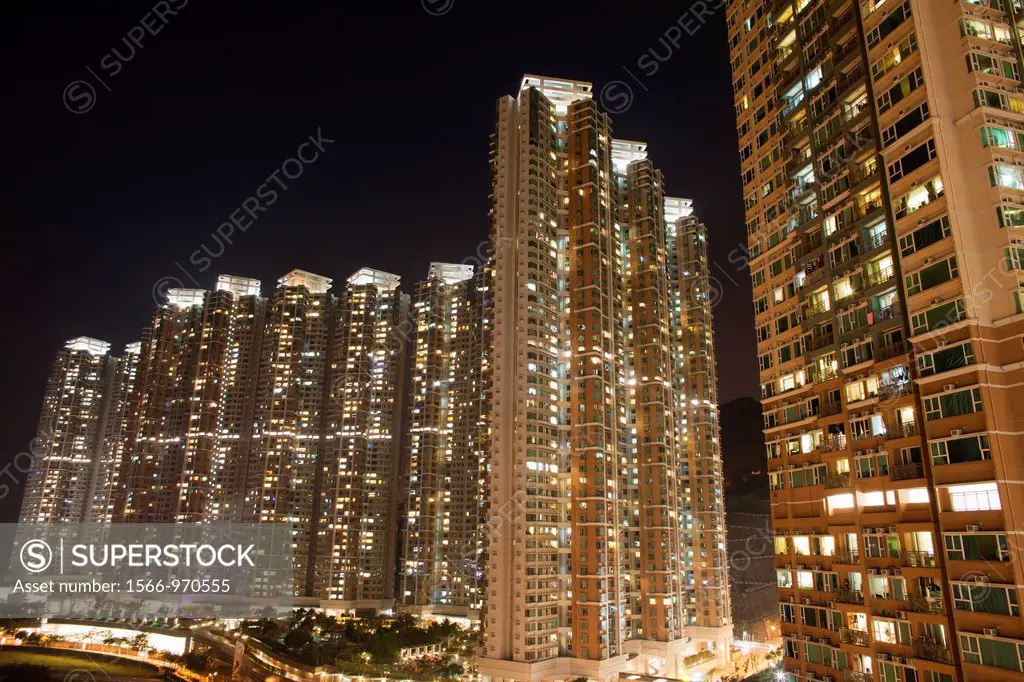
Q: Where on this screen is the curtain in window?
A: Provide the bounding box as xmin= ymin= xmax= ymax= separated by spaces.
xmin=980 ymin=638 xmax=1020 ymax=671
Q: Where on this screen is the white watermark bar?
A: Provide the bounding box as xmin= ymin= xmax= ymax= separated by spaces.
xmin=0 ymin=523 xmax=293 ymax=618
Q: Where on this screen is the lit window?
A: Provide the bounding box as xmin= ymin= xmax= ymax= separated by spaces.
xmin=948 ymin=482 xmax=1001 ymax=511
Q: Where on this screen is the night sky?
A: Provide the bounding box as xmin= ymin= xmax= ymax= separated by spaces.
xmin=1 ymin=0 xmax=756 ymax=520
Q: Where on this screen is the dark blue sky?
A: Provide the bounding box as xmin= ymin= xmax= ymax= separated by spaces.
xmin=1 ymin=0 xmax=756 ymax=519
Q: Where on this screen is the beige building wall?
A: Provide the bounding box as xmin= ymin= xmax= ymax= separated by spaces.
xmin=726 ymin=0 xmax=1024 ymax=681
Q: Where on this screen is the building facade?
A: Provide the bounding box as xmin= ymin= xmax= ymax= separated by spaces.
xmin=20 ymin=337 xmax=136 ymax=525
xmin=400 ymin=262 xmax=490 ymax=617
xmin=480 ymin=74 xmax=731 ymax=682
xmin=320 ymin=267 xmax=410 ymax=609
xmin=23 ymin=269 xmax=410 ymax=608
xmin=726 ymin=1 xmax=1024 ymax=682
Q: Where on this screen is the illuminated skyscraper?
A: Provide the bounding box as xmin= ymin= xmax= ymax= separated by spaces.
xmin=20 ymin=337 xmax=133 ymax=525
xmin=401 ymin=262 xmax=489 ymax=617
xmin=247 ymin=270 xmax=334 ymax=598
xmin=117 ymin=280 xmax=265 ymax=526
xmin=319 ymin=268 xmax=410 ymax=608
xmin=726 ymin=0 xmax=1024 ymax=680
xmin=480 ymin=75 xmax=731 ymax=682
xmin=91 ymin=341 xmax=141 ymax=523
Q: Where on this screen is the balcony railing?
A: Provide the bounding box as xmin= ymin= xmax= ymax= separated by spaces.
xmin=840 ymin=628 xmax=870 ymax=647
xmin=878 ymin=383 xmax=911 ymax=401
xmin=873 ymin=341 xmax=905 ymax=361
xmin=866 ymin=265 xmax=895 ymax=287
xmin=902 ymin=551 xmax=937 ymax=568
xmin=825 ymin=472 xmax=852 ymax=489
xmin=907 ymin=596 xmax=945 ymax=615
xmin=855 ymin=198 xmax=885 ymax=221
xmin=844 ymin=670 xmax=872 ymax=682
xmin=914 ymin=641 xmax=953 ymax=663
xmin=833 ymin=549 xmax=860 ymax=565
xmin=808 ymin=333 xmax=835 ymax=352
xmin=837 ymin=589 xmax=864 ymax=604
xmin=810 ymin=367 xmax=840 ymax=385
xmin=823 ymin=436 xmax=848 ymax=452
xmin=860 ymin=230 xmax=888 ymax=253
xmin=872 ymin=304 xmax=900 ymax=325
xmin=890 ymin=421 xmax=918 ymax=439
xmin=890 ymin=463 xmax=924 ymax=482
xmin=805 ymin=301 xmax=830 ymax=318
xmin=819 ymin=401 xmax=843 ymax=417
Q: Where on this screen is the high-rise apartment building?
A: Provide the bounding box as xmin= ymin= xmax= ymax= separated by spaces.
xmin=91 ymin=341 xmax=142 ymax=524
xmin=401 ymin=262 xmax=489 ymax=617
xmin=320 ymin=268 xmax=410 ymax=609
xmin=20 ymin=337 xmax=137 ymax=525
xmin=25 ymin=269 xmax=410 ymax=607
xmin=480 ymin=75 xmax=730 ymax=682
xmin=249 ymin=270 xmax=334 ymax=597
xmin=727 ymin=1 xmax=1024 ymax=682
xmin=118 ymin=278 xmax=265 ymax=526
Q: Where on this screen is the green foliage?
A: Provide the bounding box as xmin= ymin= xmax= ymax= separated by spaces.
xmin=236 ymin=609 xmax=481 ymax=677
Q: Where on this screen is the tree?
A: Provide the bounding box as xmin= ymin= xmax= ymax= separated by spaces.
xmin=368 ymin=630 xmax=402 ymax=664
xmin=131 ymin=633 xmax=150 ymax=651
xmin=284 ymin=627 xmax=312 ymax=650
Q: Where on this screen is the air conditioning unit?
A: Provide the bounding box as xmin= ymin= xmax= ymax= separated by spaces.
xmin=881 ymin=568 xmax=892 ymax=575
xmin=894 ymin=656 xmax=906 ymax=664
xmin=931 ymin=298 xmax=941 ymax=305
xmin=803 ymin=635 xmax=812 ymax=641
xmin=897 ymin=611 xmax=908 ymax=619
xmin=879 ymin=653 xmax=891 ymax=661
xmin=868 ymin=567 xmax=879 ymax=574
xmin=984 ymin=628 xmax=1000 ymax=636
xmin=888 ymin=526 xmax=897 ymax=533
xmin=827 ymin=601 xmax=836 ymax=608
xmin=951 ymin=429 xmax=964 ymax=436
xmin=966 ymin=524 xmax=981 ymax=532
xmin=936 ymin=339 xmax=947 ymax=347
xmin=944 ymin=384 xmax=956 ymax=391
xmin=804 ymin=598 xmax=812 ymax=604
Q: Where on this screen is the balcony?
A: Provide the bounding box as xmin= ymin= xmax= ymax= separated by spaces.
xmin=907 ymin=596 xmax=946 ymax=615
xmin=837 ymin=589 xmax=864 ymax=604
xmin=840 ymin=628 xmax=870 ymax=647
xmin=826 ymin=472 xmax=852 ymax=489
xmin=871 ymin=304 xmax=901 ymax=326
xmin=914 ymin=641 xmax=953 ymax=663
xmin=803 ymin=231 xmax=824 ymax=252
xmin=902 ymin=551 xmax=937 ymax=568
xmin=890 ymin=463 xmax=924 ymax=482
xmin=823 ymin=436 xmax=848 ymax=452
xmin=804 ymin=301 xmax=830 ymax=319
xmin=808 ymin=333 xmax=835 ymax=352
xmin=866 ymin=266 xmax=895 ymax=287
xmin=861 ymin=230 xmax=889 ymax=253
xmin=889 ymin=422 xmax=918 ymax=439
xmin=878 ymin=383 xmax=911 ymax=401
xmin=819 ymin=401 xmax=843 ymax=417
xmin=873 ymin=341 xmax=905 ymax=361
xmin=805 ymin=262 xmax=829 ymax=288
xmin=833 ymin=549 xmax=860 ymax=565
xmin=855 ymin=198 xmax=885 ymax=222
